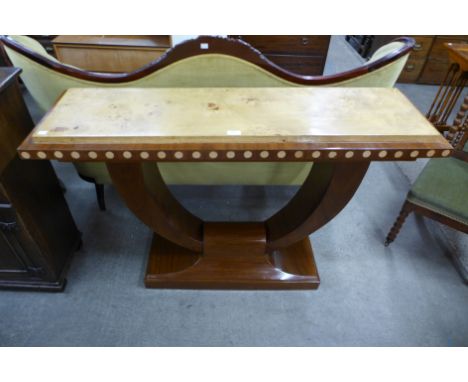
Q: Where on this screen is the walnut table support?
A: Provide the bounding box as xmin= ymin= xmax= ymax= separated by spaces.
xmin=18 ymin=87 xmax=452 ymax=290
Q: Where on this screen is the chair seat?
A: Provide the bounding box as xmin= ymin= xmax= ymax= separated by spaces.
xmin=408 ymin=156 xmax=468 ymax=225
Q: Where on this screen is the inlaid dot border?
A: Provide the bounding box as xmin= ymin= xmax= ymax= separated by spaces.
xmin=17 ymin=149 xmax=452 ymax=162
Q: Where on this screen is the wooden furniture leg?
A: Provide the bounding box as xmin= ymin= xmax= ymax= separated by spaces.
xmin=78 ymin=174 xmax=107 ymax=211
xmin=447 ymin=95 xmax=468 ymax=149
xmin=95 ymin=184 xmax=106 ymax=211
xmin=385 ymin=201 xmax=413 ymax=246
xmin=107 ymin=161 xmax=370 ymax=290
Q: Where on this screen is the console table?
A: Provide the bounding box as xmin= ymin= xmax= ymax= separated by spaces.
xmin=18 ymin=87 xmax=452 ymax=290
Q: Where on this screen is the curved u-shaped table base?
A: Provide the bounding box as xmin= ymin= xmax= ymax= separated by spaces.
xmin=107 ymin=161 xmax=369 ymax=290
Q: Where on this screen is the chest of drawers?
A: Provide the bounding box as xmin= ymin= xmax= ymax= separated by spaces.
xmin=346 ymin=35 xmax=468 ymax=84
xmin=52 ymin=35 xmax=171 ymax=73
xmin=230 ymin=35 xmax=330 ymax=75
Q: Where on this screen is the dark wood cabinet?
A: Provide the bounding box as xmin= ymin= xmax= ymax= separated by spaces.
xmin=230 ymin=35 xmax=330 ymax=75
xmin=51 ymin=35 xmax=171 ymax=73
xmin=416 ymin=36 xmax=468 ymax=84
xmin=0 ymin=67 xmax=80 ymax=291
xmin=347 ymin=35 xmax=468 ymax=84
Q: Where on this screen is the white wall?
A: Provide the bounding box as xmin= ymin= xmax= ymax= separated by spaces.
xmin=170 ymin=35 xmax=199 ymax=46
xmin=170 ymin=35 xmax=228 ymax=46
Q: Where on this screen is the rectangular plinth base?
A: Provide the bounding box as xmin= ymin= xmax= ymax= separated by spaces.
xmin=145 ymin=224 xmax=320 ymax=290
xmin=0 ymin=278 xmax=66 ymax=292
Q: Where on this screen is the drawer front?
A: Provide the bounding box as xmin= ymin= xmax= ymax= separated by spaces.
xmin=418 ymin=59 xmax=452 ymax=84
xmin=234 ymin=35 xmax=331 ymax=55
xmin=408 ymin=36 xmax=434 ymax=59
xmin=55 ymin=46 xmax=166 ymax=73
xmin=429 ymin=36 xmax=468 ymax=62
xmin=398 ymin=58 xmax=426 ymax=83
xmin=265 ymin=54 xmax=326 ymax=75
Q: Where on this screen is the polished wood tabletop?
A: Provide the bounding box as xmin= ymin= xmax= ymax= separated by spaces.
xmin=19 ymin=87 xmax=451 ymax=162
xmin=445 ymin=43 xmax=468 ymax=71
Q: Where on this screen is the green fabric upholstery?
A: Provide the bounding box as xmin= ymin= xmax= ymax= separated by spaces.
xmin=368 ymin=42 xmax=405 ymax=63
xmin=408 ymin=152 xmax=468 ymax=225
xmin=4 ymin=36 xmax=409 ymax=186
xmin=72 ymin=162 xmax=112 ymax=184
xmin=147 ymin=162 xmax=311 ymax=185
xmin=72 ymin=161 xmax=312 ymax=186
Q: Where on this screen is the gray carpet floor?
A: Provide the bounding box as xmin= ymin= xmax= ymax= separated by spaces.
xmin=1 ymin=36 xmax=467 ymax=346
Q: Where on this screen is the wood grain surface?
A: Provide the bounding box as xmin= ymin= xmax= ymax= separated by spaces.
xmin=31 ymin=87 xmax=441 ymax=143
xmin=446 ymin=43 xmax=468 ymax=71
xmin=19 ymin=87 xmax=452 ymax=161
xmin=52 ymin=35 xmax=171 ymax=48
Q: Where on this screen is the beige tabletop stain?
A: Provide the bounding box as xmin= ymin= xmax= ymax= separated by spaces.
xmin=32 ymin=87 xmax=442 ymax=144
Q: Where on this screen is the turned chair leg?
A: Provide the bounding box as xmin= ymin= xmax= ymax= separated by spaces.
xmin=77 ymin=173 xmax=107 ymax=211
xmin=95 ymin=183 xmax=106 ymax=211
xmin=385 ymin=201 xmax=412 ymax=246
xmin=58 ymin=178 xmax=67 ymax=193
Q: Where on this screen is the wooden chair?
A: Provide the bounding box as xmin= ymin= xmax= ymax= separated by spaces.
xmin=0 ymin=35 xmax=414 ymax=210
xmin=385 ymin=95 xmax=468 ymax=246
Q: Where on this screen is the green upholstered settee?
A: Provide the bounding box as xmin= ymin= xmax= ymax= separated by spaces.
xmin=1 ymin=35 xmax=414 ymax=207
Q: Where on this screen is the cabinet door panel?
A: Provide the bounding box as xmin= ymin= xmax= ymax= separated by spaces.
xmin=0 ymin=232 xmax=26 ymax=270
